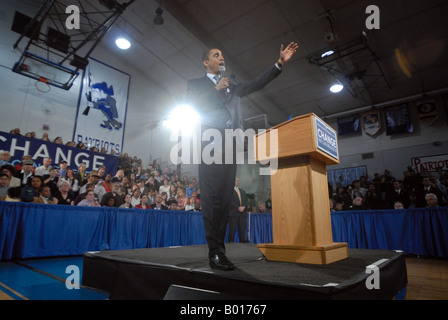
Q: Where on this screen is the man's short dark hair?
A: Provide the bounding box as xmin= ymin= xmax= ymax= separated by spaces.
xmin=201 ymin=49 xmax=213 ymax=63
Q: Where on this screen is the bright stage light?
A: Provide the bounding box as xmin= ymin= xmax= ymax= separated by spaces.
xmin=330 ymin=84 xmax=344 ymax=93
xmin=164 ymin=104 xmax=200 ymax=135
xmin=115 ymin=38 xmax=131 ymax=50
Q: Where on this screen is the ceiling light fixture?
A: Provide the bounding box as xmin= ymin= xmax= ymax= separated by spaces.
xmin=115 ymin=37 xmax=131 ymax=50
xmin=330 ymin=84 xmax=344 ymax=93
xmin=321 ymin=50 xmax=335 ymax=58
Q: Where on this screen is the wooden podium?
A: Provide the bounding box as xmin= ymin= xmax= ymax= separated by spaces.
xmin=254 ymin=113 xmax=348 ymax=265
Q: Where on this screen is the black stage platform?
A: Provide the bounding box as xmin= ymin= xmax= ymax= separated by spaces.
xmin=82 ymin=243 xmax=407 ymax=300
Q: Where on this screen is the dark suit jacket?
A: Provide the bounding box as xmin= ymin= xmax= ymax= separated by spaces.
xmin=186 ymin=65 xmax=282 ymax=131
xmin=229 ymin=187 xmax=249 ymax=217
xmin=150 ymin=203 xmax=169 ymax=210
xmin=414 ymin=186 xmax=444 ymax=207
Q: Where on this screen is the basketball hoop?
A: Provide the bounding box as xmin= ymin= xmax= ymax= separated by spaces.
xmin=35 ymin=77 xmax=50 ymax=93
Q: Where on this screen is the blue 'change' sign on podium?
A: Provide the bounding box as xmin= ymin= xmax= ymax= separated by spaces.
xmin=315 ymin=117 xmax=339 ymax=160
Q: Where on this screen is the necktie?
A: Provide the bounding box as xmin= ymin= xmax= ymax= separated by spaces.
xmin=235 ymin=187 xmax=242 ymax=205
xmin=213 ymin=75 xmax=220 ymax=85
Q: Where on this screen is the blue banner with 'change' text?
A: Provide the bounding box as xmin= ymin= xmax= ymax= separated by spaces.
xmin=0 ymin=131 xmax=118 ymax=174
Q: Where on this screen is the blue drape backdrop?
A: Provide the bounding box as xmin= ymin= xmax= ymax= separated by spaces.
xmin=1 ymin=202 xmax=447 ymax=260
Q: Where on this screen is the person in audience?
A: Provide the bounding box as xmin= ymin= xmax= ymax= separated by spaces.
xmin=21 ymin=176 xmax=44 ymax=202
xmin=365 ymin=183 xmax=383 ymax=209
xmin=42 ymin=167 xmax=60 ymax=195
xmin=41 ymin=133 xmax=50 ymax=141
xmin=186 ymin=181 xmax=196 ymax=198
xmin=103 ymin=196 xmax=116 ymax=207
xmin=414 ymin=176 xmax=445 ymax=207
xmin=166 ymin=198 xmax=178 ymax=210
xmin=74 ymin=163 xmax=88 ymax=188
xmin=0 ymin=151 xmax=11 ymax=166
xmin=100 ymin=182 xmax=124 ymax=207
xmin=4 ymin=186 xmax=21 ymax=202
xmin=33 ymin=185 xmax=58 ymax=204
xmin=54 ymin=180 xmax=75 ymax=205
xmin=351 ymin=180 xmax=366 ymax=199
xmin=160 ymin=191 xmax=168 ymax=205
xmin=16 ymin=159 xmax=34 ymax=186
xmin=34 ymin=157 xmax=52 ymax=176
xmin=184 ymin=197 xmax=196 ymax=211
xmin=257 ymin=202 xmax=268 ymax=213
xmin=333 ymin=186 xmax=352 ymax=210
xmin=135 ymin=193 xmax=151 ymax=209
xmin=136 ymin=179 xmax=148 ymax=194
xmin=0 ymin=172 xmax=10 ymax=199
xmin=120 ymin=176 xmax=132 ymax=195
xmin=74 ymin=183 xmax=96 ymax=205
xmin=61 ymin=168 xmax=79 ymax=196
xmin=97 ymin=166 xmax=107 ymax=179
xmin=153 ymin=170 xmax=161 ymax=184
xmin=144 ymin=175 xmax=159 ymax=192
xmin=131 ymin=188 xmax=142 ymax=207
xmin=77 ymin=190 xmax=100 ymax=207
xmin=59 ymin=160 xmax=68 ymax=178
xmin=393 ymin=201 xmax=405 ymax=209
xmin=1 ymin=164 xmax=20 ymax=188
xmin=349 ymin=196 xmax=369 ymax=210
xmin=168 ymin=184 xmax=177 ymax=199
xmin=79 ymin=171 xmax=106 ymax=202
xmin=111 ymin=169 xmax=124 ymax=183
xmin=102 ymin=173 xmax=113 ymax=193
xmin=147 ymin=187 xmax=157 ymax=205
xmin=329 ymin=198 xmax=336 ymax=212
xmin=425 ymin=193 xmax=440 ymax=208
xmin=119 ymin=194 xmax=133 ymax=209
xmin=159 ymin=178 xmax=170 ymax=195
xmin=150 ymin=193 xmax=169 ymax=210
xmin=334 ymin=202 xmax=344 ymax=211
xmin=175 ymin=187 xmax=187 ymax=210
xmin=53 ymin=136 xmax=63 ymax=144
xmin=386 ymin=180 xmax=411 ymax=209
xmin=75 ymin=141 xmax=87 ymax=149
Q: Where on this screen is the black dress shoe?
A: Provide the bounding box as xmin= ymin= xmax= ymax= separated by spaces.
xmin=209 ymin=254 xmax=235 ymax=270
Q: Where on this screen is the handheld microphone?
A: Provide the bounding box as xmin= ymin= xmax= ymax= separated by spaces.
xmin=219 ymin=65 xmax=230 ymax=93
xmin=219 ymin=65 xmax=226 ymax=78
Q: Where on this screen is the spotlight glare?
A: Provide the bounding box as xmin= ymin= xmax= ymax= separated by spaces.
xmin=165 ymin=104 xmax=200 ymax=135
xmin=330 ymin=84 xmax=344 ymax=93
xmin=115 ymin=38 xmax=131 ymax=50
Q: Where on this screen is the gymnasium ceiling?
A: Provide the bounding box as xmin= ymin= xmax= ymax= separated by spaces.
xmin=31 ymin=0 xmax=448 ymax=127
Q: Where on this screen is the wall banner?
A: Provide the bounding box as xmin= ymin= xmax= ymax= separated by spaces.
xmin=73 ymin=58 xmax=130 ymax=154
xmin=411 ymin=154 xmax=448 ymax=173
xmin=0 ymin=131 xmax=119 ymax=174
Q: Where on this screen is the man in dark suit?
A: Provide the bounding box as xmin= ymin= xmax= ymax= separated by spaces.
xmin=386 ymin=180 xmax=411 ymax=208
xmin=228 ymin=177 xmax=249 ymax=243
xmin=150 ymin=193 xmax=169 ymax=210
xmin=414 ymin=176 xmax=445 ymax=207
xmin=185 ymin=42 xmax=298 ymax=270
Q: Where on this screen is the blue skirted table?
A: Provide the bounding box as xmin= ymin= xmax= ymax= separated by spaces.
xmin=0 ymin=201 xmax=447 ymax=260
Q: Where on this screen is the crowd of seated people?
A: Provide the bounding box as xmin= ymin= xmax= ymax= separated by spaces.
xmin=0 ymin=130 xmax=202 ymax=211
xmin=329 ymin=167 xmax=448 ymax=211
xmin=2 ymin=129 xmax=447 ymax=212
